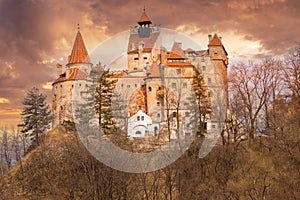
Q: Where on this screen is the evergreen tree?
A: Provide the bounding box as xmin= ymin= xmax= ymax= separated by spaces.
xmin=191 ymin=70 xmax=211 ymax=136
xmin=19 ymin=87 xmax=51 ymax=143
xmin=94 ymin=70 xmax=118 ymax=133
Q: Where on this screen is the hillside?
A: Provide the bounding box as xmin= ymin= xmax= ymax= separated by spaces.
xmin=0 ymin=126 xmax=299 ymax=199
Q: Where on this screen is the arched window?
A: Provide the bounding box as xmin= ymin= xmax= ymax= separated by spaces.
xmin=148 ymin=86 xmax=152 ymax=92
xmin=137 ymin=116 xmax=140 ymax=121
xmin=136 ymin=131 xmax=142 ymax=134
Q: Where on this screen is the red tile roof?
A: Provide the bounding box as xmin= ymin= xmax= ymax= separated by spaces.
xmin=208 ymin=34 xmax=223 ymax=46
xmin=52 ymin=67 xmax=87 ymax=85
xmin=170 ymin=42 xmax=186 ymax=58
xmin=67 ymin=31 xmax=90 ymax=65
xmin=147 ymin=63 xmax=161 ymax=77
xmin=139 ymin=11 xmax=151 ymax=23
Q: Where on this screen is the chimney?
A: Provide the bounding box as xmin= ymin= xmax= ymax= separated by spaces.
xmin=66 ymin=66 xmax=70 ymax=78
xmin=160 ymin=47 xmax=166 ymax=65
xmin=208 ymin=34 xmax=212 ymax=42
xmin=177 ymin=42 xmax=182 ymax=49
xmin=56 ymin=63 xmax=62 ymax=77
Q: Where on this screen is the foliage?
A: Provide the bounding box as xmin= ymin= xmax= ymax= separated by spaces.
xmin=94 ymin=70 xmax=118 ymax=133
xmin=19 ymin=87 xmax=51 ymax=143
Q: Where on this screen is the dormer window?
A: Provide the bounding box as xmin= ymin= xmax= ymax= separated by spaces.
xmin=139 ymin=42 xmax=145 ymax=49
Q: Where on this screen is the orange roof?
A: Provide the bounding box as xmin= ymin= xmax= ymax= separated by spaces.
xmin=52 ymin=67 xmax=87 ymax=85
xmin=67 ymin=31 xmax=90 ymax=65
xmin=147 ymin=63 xmax=161 ymax=77
xmin=208 ymin=34 xmax=223 ymax=46
xmin=168 ymin=42 xmax=186 ymax=59
xmin=139 ymin=11 xmax=151 ymax=23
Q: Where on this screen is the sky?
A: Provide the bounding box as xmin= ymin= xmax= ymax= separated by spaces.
xmin=0 ymin=0 xmax=299 ymax=129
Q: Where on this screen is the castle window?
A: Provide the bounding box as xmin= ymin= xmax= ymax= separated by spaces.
xmin=214 ymin=52 xmax=218 ymax=55
xmin=60 ymin=84 xmax=62 ymax=88
xmin=158 ymin=86 xmax=161 ymax=90
xmin=135 ymin=84 xmax=137 ymax=87
xmin=148 ymin=86 xmax=152 ymax=92
xmin=208 ymin=91 xmax=212 ymax=97
xmin=134 ymin=57 xmax=139 ymax=60
xmin=201 ymin=56 xmax=204 ymax=62
xmin=157 ymin=102 xmax=160 ymax=106
xmin=121 ymin=84 xmax=124 ymax=87
xmin=208 ymin=77 xmax=212 ymax=83
xmin=141 ymin=116 xmax=144 ymax=121
xmin=134 ymin=67 xmax=138 ymax=70
xmin=60 ymin=106 xmax=63 ymax=110
xmin=144 ymin=57 xmax=147 ymax=60
xmin=79 ymin=84 xmax=81 ymax=87
xmin=72 ymin=85 xmax=74 ymax=88
xmin=202 ymin=66 xmax=206 ymax=71
xmin=157 ymin=113 xmax=160 ymax=118
xmin=137 ymin=116 xmax=140 ymax=121
xmin=136 ymin=131 xmax=141 ymax=134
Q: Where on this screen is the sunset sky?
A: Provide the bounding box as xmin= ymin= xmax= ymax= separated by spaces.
xmin=0 ymin=0 xmax=299 ymax=129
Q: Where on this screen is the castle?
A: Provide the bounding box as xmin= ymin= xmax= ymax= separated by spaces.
xmin=52 ymin=9 xmax=228 ymax=137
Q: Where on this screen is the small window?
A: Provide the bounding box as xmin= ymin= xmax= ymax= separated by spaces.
xmin=133 ymin=67 xmax=138 ymax=70
xmin=136 ymin=131 xmax=141 ymax=134
xmin=202 ymin=66 xmax=206 ymax=71
xmin=79 ymin=84 xmax=81 ymax=87
xmin=137 ymin=116 xmax=140 ymax=121
xmin=185 ymin=112 xmax=190 ymax=117
xmin=148 ymin=86 xmax=152 ymax=92
xmin=214 ymin=52 xmax=218 ymax=55
xmin=144 ymin=57 xmax=147 ymax=60
xmin=208 ymin=78 xmax=211 ymax=83
xmin=157 ymin=113 xmax=160 ymax=118
xmin=60 ymin=106 xmax=63 ymax=110
xmin=183 ymin=82 xmax=187 ymax=88
xmin=135 ymin=84 xmax=137 ymax=87
xmin=72 ymin=84 xmax=74 ymax=88
xmin=121 ymin=84 xmax=124 ymax=87
xmin=141 ymin=116 xmax=144 ymax=121
xmin=134 ymin=57 xmax=139 ymax=60
xmin=60 ymin=84 xmax=62 ymax=88
xmin=176 ymin=69 xmax=181 ymax=74
xmin=208 ymin=91 xmax=212 ymax=97
xmin=212 ymin=124 xmax=216 ymax=129
xmin=127 ymin=85 xmax=130 ymax=88
xmin=158 ymin=86 xmax=162 ymax=90
xmin=157 ymin=102 xmax=160 ymax=106
xmin=172 ymin=83 xmax=176 ymax=88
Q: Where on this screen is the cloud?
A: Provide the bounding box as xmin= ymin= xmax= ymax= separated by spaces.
xmin=0 ymin=0 xmax=299 ymax=128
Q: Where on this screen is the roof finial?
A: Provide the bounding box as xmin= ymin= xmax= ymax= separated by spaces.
xmin=77 ymin=23 xmax=80 ymax=31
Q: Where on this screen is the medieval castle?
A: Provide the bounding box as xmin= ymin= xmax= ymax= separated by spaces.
xmin=52 ymin=9 xmax=228 ymax=137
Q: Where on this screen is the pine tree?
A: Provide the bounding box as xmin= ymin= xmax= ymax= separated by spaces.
xmin=94 ymin=70 xmax=118 ymax=133
xmin=19 ymin=87 xmax=51 ymax=144
xmin=191 ymin=70 xmax=211 ymax=136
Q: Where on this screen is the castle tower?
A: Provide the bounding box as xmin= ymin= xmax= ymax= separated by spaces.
xmin=52 ymin=27 xmax=92 ymax=127
xmin=208 ymin=33 xmax=229 ymax=106
xmin=127 ymin=8 xmax=161 ymax=73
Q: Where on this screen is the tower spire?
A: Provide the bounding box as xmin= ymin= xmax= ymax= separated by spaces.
xmin=67 ymin=26 xmax=90 ymax=65
xmin=138 ymin=7 xmax=152 ymax=27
